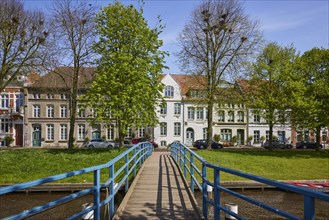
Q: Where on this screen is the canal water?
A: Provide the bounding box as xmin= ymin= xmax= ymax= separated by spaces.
xmin=1 ymin=189 xmax=328 ymax=219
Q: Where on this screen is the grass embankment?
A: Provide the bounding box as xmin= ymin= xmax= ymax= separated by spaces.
xmin=0 ymin=149 xmax=328 ymax=184
xmin=0 ymin=148 xmax=127 ymax=184
xmin=197 ymin=149 xmax=329 ymax=181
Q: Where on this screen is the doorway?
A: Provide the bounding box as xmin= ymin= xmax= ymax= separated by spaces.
xmin=186 ymin=128 xmax=194 ymax=146
xmin=32 ymin=125 xmax=41 ymax=146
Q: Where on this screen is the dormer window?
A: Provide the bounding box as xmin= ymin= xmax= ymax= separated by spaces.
xmin=164 ymin=86 xmax=174 ymax=97
xmin=33 ymin=93 xmax=40 ymax=99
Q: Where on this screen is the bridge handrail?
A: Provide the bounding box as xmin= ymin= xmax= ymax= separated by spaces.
xmin=170 ymin=142 xmax=329 ymax=220
xmin=0 ymin=142 xmax=153 ymax=220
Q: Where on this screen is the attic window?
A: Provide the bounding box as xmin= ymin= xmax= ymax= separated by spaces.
xmin=189 ymin=89 xmax=206 ymax=98
xmin=164 ymin=86 xmax=174 ymax=97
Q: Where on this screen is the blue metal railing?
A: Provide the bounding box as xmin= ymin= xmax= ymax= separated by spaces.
xmin=0 ymin=142 xmax=153 ymax=220
xmin=170 ymin=142 xmax=329 ymax=220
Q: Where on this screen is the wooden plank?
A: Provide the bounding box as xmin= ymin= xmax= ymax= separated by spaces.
xmin=113 ymin=152 xmax=202 ymax=220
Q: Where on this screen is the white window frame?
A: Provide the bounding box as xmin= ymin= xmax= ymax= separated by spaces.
xmin=47 ymin=124 xmax=54 ymax=140
xmin=60 ymin=124 xmax=67 ymax=140
xmin=228 ymin=111 xmax=234 ymax=122
xmin=221 ymin=129 xmax=232 ymax=141
xmin=78 ymin=124 xmax=86 ymax=141
xmin=237 ymin=111 xmax=244 ymax=122
xmin=0 ymin=93 xmax=9 ymax=108
xmin=47 ymin=105 xmax=54 ymax=118
xmin=164 ymin=86 xmax=174 ymax=97
xmin=160 ymin=103 xmax=167 ymax=115
xmin=60 ymin=105 xmax=67 ymax=118
xmin=196 ymin=107 xmax=204 ymax=120
xmin=187 ymin=107 xmax=195 ymax=120
xmin=33 ymin=105 xmax=40 ymax=118
xmin=174 ymin=103 xmax=181 ymax=115
xmin=174 ymin=122 xmax=181 ymax=136
xmin=160 ymin=122 xmax=167 ymax=136
xmin=15 ymin=92 xmax=24 ymax=112
xmin=218 ymin=110 xmax=225 ymax=122
xmin=254 ymin=130 xmax=260 ymax=143
xmin=107 ymin=124 xmax=115 ymax=140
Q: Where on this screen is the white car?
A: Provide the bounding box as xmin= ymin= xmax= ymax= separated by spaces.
xmin=87 ymin=139 xmax=115 ymax=149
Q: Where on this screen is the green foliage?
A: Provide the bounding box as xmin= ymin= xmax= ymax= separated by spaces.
xmin=231 ymin=135 xmax=237 ymax=143
xmin=83 ymin=2 xmax=167 ymax=144
xmin=4 ymin=136 xmax=14 ymax=147
xmin=213 ymin=134 xmax=221 ymax=142
xmin=248 ymin=42 xmax=298 ymax=144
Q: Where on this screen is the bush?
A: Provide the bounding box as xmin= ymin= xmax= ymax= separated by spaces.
xmin=4 ymin=135 xmax=14 ymax=147
xmin=213 ymin=134 xmax=221 ymax=142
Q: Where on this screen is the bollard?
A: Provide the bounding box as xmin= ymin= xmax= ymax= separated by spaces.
xmin=207 ymin=184 xmax=213 ymax=199
xmin=225 ymin=202 xmax=238 ymax=220
xmin=82 ymin=203 xmax=94 ymax=220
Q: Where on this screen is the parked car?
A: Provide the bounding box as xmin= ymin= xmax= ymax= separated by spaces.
xmin=193 ymin=139 xmax=223 ymax=149
xmin=296 ymin=141 xmax=323 ymax=149
xmin=124 ymin=140 xmax=133 ymax=148
xmin=131 ymin=138 xmax=158 ymax=148
xmin=263 ymin=140 xmax=292 ymax=149
xmin=87 ymin=139 xmax=115 ymax=149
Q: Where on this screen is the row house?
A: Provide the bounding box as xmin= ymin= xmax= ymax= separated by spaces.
xmin=154 ymin=74 xmax=249 ymax=147
xmin=0 ymin=80 xmax=25 ymax=147
xmin=24 ymin=67 xmax=151 ymax=148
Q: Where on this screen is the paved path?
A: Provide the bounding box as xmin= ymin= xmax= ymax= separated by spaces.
xmin=114 ymin=152 xmax=202 ymax=220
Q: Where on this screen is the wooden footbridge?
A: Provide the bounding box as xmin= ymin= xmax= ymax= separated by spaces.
xmin=113 ymin=151 xmax=202 ymax=219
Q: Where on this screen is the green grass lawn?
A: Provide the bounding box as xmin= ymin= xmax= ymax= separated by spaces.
xmin=197 ymin=149 xmax=329 ymax=181
xmin=0 ymin=148 xmax=127 ymax=184
xmin=0 ymin=148 xmax=328 ymax=184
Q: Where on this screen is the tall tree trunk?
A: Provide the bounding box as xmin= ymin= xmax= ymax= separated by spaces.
xmin=315 ymin=126 xmax=321 ymax=151
xmin=68 ymin=68 xmax=78 ymax=150
xmin=207 ymin=100 xmax=213 ymax=149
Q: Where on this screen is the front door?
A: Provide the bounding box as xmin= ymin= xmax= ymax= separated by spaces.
xmin=15 ymin=124 xmax=23 ymax=146
xmin=32 ymin=125 xmax=41 ymax=146
xmin=186 ymin=128 xmax=194 ymax=146
xmin=278 ymin=131 xmax=286 ymax=142
xmin=237 ymin=129 xmax=245 ymax=145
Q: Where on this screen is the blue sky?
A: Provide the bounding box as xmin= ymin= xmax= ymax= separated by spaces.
xmin=24 ymin=0 xmax=329 ymax=74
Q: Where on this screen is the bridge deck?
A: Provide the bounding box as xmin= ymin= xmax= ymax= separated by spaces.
xmin=114 ymin=151 xmax=202 ymax=220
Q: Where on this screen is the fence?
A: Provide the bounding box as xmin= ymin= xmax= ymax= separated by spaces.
xmin=0 ymin=142 xmax=153 ymax=220
xmin=170 ymin=142 xmax=329 ymax=220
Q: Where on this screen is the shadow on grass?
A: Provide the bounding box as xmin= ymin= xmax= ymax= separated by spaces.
xmin=219 ymin=149 xmax=329 ymax=159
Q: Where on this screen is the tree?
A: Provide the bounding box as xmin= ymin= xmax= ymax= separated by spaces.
xmin=0 ymin=0 xmax=49 ymax=91
xmin=287 ymin=48 xmax=329 ymax=150
xmin=246 ymin=42 xmax=298 ymax=149
xmin=51 ymin=0 xmax=96 ymax=150
xmin=84 ymin=2 xmax=167 ymax=147
xmin=177 ymin=0 xmax=261 ymax=149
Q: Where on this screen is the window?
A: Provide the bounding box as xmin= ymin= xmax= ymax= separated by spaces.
xmin=174 ymin=122 xmax=181 ymax=136
xmin=15 ymin=92 xmax=24 ymax=112
xmin=253 ymin=114 xmax=260 ymax=123
xmin=61 ymin=94 xmax=67 ymax=99
xmin=187 ymin=107 xmax=195 ymax=120
xmin=218 ymin=110 xmax=225 ymax=122
xmin=0 ymin=118 xmax=9 ymax=133
xmin=47 ymin=94 xmax=54 ymax=99
xmin=47 ymin=105 xmax=54 ymax=118
xmin=221 ymin=129 xmax=232 ymax=141
xmin=322 ymin=131 xmax=327 ymax=142
xmin=228 ymin=111 xmax=234 ymax=122
xmin=174 ymin=103 xmax=181 ymax=115
xmin=126 ymin=127 xmax=132 ymax=138
xmin=78 ymin=124 xmax=86 ymax=141
xmin=254 ymin=130 xmax=260 ymax=143
xmin=203 ymin=128 xmax=207 ymax=139
xmin=205 ymin=108 xmax=208 ymax=119
xmin=161 ymin=141 xmax=167 ymax=147
xmin=47 ymin=124 xmax=54 ymax=140
xmin=33 ymin=105 xmax=40 ymax=117
xmin=33 ymin=93 xmax=40 ymax=99
xmin=164 ymin=86 xmax=174 ymax=97
xmin=78 ymin=106 xmax=85 ymax=118
xmin=0 ymin=93 xmax=9 ymax=108
xmin=60 ymin=124 xmax=67 ymax=140
xmin=196 ymin=107 xmax=204 ymax=120
xmin=237 ymin=111 xmax=244 ymax=122
xmin=60 ymin=105 xmax=67 ymax=118
xmin=107 ymin=124 xmax=114 ymax=140
xmin=266 ymin=130 xmax=270 ymax=141
xmin=160 ymin=103 xmax=167 ymax=115
xmin=160 ymin=122 xmax=167 ymax=136
xmin=138 ymin=127 xmax=145 ymax=138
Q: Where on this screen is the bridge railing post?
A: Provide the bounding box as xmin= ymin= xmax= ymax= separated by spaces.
xmin=109 ymin=164 xmax=115 ymax=219
xmin=183 ymin=147 xmax=187 ymax=178
xmin=93 ymin=169 xmax=101 ymax=220
xmin=125 ymin=154 xmax=129 ymax=192
xmin=179 ymin=144 xmax=183 ymax=169
xmin=202 ymin=163 xmax=208 ymax=220
xmin=133 ymin=147 xmax=137 ymax=177
xmin=304 ymin=195 xmax=315 ymax=220
xmin=190 ymin=154 xmax=195 ymax=194
xmin=214 ymin=169 xmax=220 ymax=220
